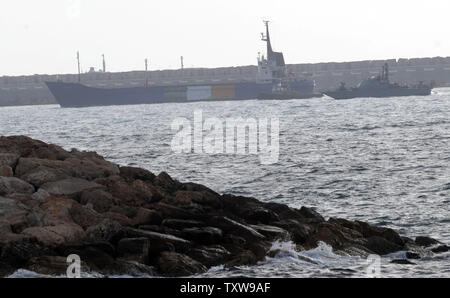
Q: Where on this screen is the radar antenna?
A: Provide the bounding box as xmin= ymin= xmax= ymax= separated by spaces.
xmin=261 ymin=20 xmax=269 ymax=41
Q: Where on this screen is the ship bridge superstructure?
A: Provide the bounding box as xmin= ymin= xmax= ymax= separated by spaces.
xmin=257 ymin=21 xmax=287 ymax=83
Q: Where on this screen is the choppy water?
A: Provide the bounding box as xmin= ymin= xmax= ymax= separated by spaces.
xmin=1 ymin=88 xmax=450 ymax=277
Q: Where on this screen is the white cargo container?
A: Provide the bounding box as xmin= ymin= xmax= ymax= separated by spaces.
xmin=187 ymin=85 xmax=212 ymax=101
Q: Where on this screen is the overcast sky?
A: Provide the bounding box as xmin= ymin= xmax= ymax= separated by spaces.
xmin=2 ymin=0 xmax=450 ymax=76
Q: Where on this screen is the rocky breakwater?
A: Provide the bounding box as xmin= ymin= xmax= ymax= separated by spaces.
xmin=0 ymin=136 xmax=448 ymax=277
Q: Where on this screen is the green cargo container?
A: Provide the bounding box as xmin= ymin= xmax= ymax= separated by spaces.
xmin=163 ymin=86 xmax=187 ymax=100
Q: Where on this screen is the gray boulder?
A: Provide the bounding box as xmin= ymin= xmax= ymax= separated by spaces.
xmin=0 ymin=177 xmax=34 ymax=195
xmin=156 ymin=251 xmax=207 ymax=277
xmin=41 ymin=178 xmax=104 ymax=197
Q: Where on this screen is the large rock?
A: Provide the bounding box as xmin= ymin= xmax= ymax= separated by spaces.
xmin=15 ymin=156 xmax=118 ymax=182
xmin=63 ymin=156 xmax=120 ymax=180
xmin=154 ymin=172 xmax=182 ymax=192
xmin=79 ymin=189 xmax=115 ymax=213
xmin=117 ymin=237 xmax=150 ymax=263
xmin=415 ymin=236 xmax=440 ymax=247
xmin=0 ymin=261 xmax=16 ymax=277
xmin=222 ymin=195 xmax=279 ymax=224
xmin=150 ymin=202 xmax=201 ymax=220
xmin=40 ymin=196 xmax=77 ymax=223
xmin=15 ymin=158 xmax=64 ymax=176
xmin=225 ymin=250 xmax=259 ymax=268
xmin=132 ymin=208 xmax=163 ymax=226
xmin=328 ymin=218 xmax=404 ymax=247
xmin=15 ymin=158 xmax=72 ymax=186
xmin=248 ymin=241 xmax=271 ymax=260
xmin=0 ymin=221 xmax=12 ymax=234
xmin=222 ymin=234 xmax=247 ymax=255
xmin=86 ymin=219 xmax=125 ymax=244
xmin=249 ymin=224 xmax=290 ymax=241
xmin=391 ymin=259 xmax=416 ymax=265
xmin=107 ymin=259 xmax=155 ymax=276
xmin=22 ymin=223 xmax=85 ymax=247
xmin=37 ymin=195 xmax=103 ymax=230
xmin=0 ymin=177 xmax=34 ymax=195
xmin=0 ymin=166 xmax=13 ymax=177
xmin=119 ymin=166 xmax=155 ymax=182
xmin=298 ymin=206 xmax=326 ymax=222
xmin=355 ymin=220 xmax=404 ymax=247
xmin=0 ymin=136 xmax=70 ymax=160
xmin=0 ymin=197 xmax=31 ymax=232
xmin=431 ymin=245 xmax=449 ymax=253
xmin=304 ymin=222 xmax=353 ymax=249
xmin=31 ymin=189 xmax=51 ymax=202
xmin=41 ymin=178 xmax=104 ymax=197
xmin=103 ymin=212 xmax=134 ymax=227
xmin=181 ymin=227 xmax=223 ymax=245
xmin=20 ymin=166 xmax=71 ymax=187
xmin=94 ymin=176 xmax=160 ymax=207
xmin=162 ymin=219 xmax=206 ymax=230
xmin=174 ymin=190 xmax=223 ymax=209
xmin=109 ymin=205 xmax=138 ymax=218
xmin=0 ymin=153 xmax=19 ymax=168
xmin=364 ymin=236 xmax=403 ymax=255
xmin=0 ymin=233 xmax=51 ymax=268
xmin=0 ymin=136 xmax=444 ymax=277
xmin=13 ymin=147 xmax=117 ymax=181
xmin=272 ymin=219 xmax=316 ymax=244
xmin=186 ymin=245 xmax=231 ymax=267
xmin=126 ymin=228 xmax=191 ymax=253
xmin=156 ymin=251 xmax=207 ymax=277
xmin=210 ymin=216 xmax=265 ymax=242
xmin=69 ymin=204 xmax=104 ymax=230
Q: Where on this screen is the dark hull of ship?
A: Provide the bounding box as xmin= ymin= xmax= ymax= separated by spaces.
xmin=325 ymin=87 xmax=432 ymax=100
xmin=46 ymin=80 xmax=316 ymax=108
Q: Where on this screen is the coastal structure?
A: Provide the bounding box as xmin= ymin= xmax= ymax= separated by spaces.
xmin=0 ymin=136 xmax=447 ymax=277
xmin=1 ymin=56 xmax=450 ymax=106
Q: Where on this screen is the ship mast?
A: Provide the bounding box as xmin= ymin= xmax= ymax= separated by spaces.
xmin=261 ymin=20 xmax=273 ymax=61
xmin=102 ymin=54 xmax=106 ymax=73
xmin=145 ymin=58 xmax=149 ymax=88
xmin=384 ymin=63 xmax=389 ymax=83
xmin=180 ymin=56 xmax=184 ymax=70
xmin=77 ymin=51 xmax=81 ymax=82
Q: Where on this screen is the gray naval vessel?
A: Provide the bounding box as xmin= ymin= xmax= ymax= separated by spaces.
xmin=324 ymin=63 xmax=433 ymax=100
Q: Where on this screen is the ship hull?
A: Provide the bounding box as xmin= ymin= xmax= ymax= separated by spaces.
xmin=46 ymin=80 xmax=316 ymax=108
xmin=257 ymin=92 xmax=323 ymax=100
xmin=325 ymin=86 xmax=432 ymax=100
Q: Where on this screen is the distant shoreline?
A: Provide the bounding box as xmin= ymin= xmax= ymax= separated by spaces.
xmin=1 ymin=56 xmax=450 ymax=107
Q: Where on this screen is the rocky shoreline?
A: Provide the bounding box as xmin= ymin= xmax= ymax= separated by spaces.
xmin=0 ymin=136 xmax=448 ymax=277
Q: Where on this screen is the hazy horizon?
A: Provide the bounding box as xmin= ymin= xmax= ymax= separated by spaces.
xmin=2 ymin=0 xmax=450 ymax=76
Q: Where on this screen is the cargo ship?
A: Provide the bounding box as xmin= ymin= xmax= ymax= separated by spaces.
xmin=324 ymin=63 xmax=433 ymax=100
xmin=46 ymin=21 xmax=317 ymax=108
